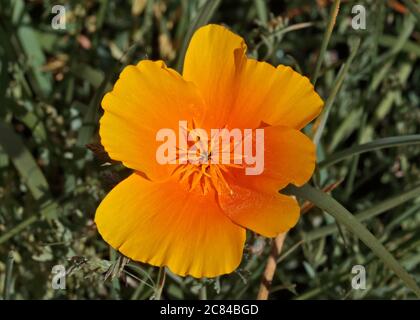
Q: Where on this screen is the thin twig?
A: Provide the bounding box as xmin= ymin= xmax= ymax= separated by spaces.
xmin=257 ymin=180 xmax=343 ymax=299
xmin=257 ymin=233 xmax=287 ymax=300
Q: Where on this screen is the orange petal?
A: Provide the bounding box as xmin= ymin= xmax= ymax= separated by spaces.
xmin=228 ymin=60 xmax=323 ymax=129
xmin=95 ymin=173 xmax=246 ymax=278
xmin=100 ymin=60 xmax=205 ymax=181
xmin=219 ymin=183 xmax=300 ymax=237
xmin=230 ymin=125 xmax=316 ymax=194
xmin=262 ymin=64 xmax=323 ymax=129
xmin=183 ymin=24 xmax=247 ymax=129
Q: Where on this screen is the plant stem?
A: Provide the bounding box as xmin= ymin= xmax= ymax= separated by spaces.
xmin=199 ymin=283 xmax=207 ymax=300
xmin=257 ymin=233 xmax=287 ymax=300
xmin=3 ymin=251 xmax=14 ymax=300
xmin=311 ymin=0 xmax=341 ymax=85
xmin=154 ymin=267 xmax=166 ymax=300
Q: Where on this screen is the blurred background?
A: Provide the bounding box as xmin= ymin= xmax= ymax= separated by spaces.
xmin=0 ymin=0 xmax=419 ymax=299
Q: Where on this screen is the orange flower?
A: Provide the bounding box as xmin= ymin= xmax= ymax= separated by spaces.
xmin=95 ymin=24 xmax=323 ymax=278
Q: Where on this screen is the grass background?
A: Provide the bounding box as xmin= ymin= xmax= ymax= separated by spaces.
xmin=0 ymin=0 xmax=420 ymax=299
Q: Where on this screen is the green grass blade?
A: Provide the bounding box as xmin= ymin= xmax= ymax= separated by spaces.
xmin=175 ymin=0 xmax=222 ymax=72
xmin=378 ymin=35 xmax=420 ymax=56
xmin=0 ymin=120 xmax=50 ymax=200
xmin=11 ymin=0 xmax=52 ymax=98
xmin=154 ymin=267 xmax=167 ymax=300
xmin=401 ymin=0 xmax=420 ymax=23
xmin=311 ymin=0 xmax=340 ymax=85
xmin=77 ymin=67 xmax=113 ymax=146
xmin=374 ymin=14 xmax=416 ymax=66
xmin=312 ymin=37 xmax=360 ymax=146
xmin=71 ymin=63 xmax=105 ymax=89
xmin=285 ymin=184 xmax=420 ymax=298
xmin=3 ymin=251 xmax=14 ymax=300
xmin=304 ymin=184 xmax=420 ymax=242
xmin=109 ymin=248 xmax=121 ymax=299
xmin=0 ymin=215 xmax=38 ymax=245
xmin=76 ymin=41 xmax=140 ymax=147
xmin=319 ymin=134 xmax=420 ymax=168
xmin=254 ymin=0 xmax=269 ymax=24
xmin=0 ymin=121 xmax=60 ymax=245
xmin=0 ymin=201 xmax=59 ymax=245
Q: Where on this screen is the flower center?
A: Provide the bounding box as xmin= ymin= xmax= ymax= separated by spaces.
xmin=171 ymin=121 xmax=245 ymax=195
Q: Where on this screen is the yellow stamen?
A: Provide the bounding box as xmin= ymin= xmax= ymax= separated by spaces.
xmin=172 ymin=122 xmax=246 ymax=195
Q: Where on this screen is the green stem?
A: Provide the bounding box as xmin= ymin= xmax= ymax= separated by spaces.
xmin=154 ymin=267 xmax=166 ymax=300
xmin=401 ymin=0 xmax=420 ymax=23
xmin=312 ymin=37 xmax=360 ymax=146
xmin=285 ymin=184 xmax=420 ymax=298
xmin=318 ymin=134 xmax=420 ymax=168
xmin=199 ymin=283 xmax=207 ymax=300
xmin=3 ymin=251 xmax=14 ymax=300
xmin=0 ymin=215 xmax=37 ymax=245
xmin=175 ymin=0 xmax=222 ymax=72
xmin=311 ymin=0 xmax=341 ymax=85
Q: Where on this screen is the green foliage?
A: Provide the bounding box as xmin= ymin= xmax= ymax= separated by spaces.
xmin=0 ymin=0 xmax=419 ymax=299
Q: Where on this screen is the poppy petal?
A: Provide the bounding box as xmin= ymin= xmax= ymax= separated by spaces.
xmin=228 ymin=60 xmax=323 ymax=129
xmin=183 ymin=24 xmax=247 ymax=129
xmin=219 ymin=183 xmax=300 ymax=237
xmin=95 ymin=173 xmax=246 ymax=278
xmin=230 ymin=125 xmax=316 ymax=194
xmin=100 ymin=60 xmax=205 ymax=181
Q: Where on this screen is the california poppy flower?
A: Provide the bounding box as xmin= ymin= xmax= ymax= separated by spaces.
xmin=95 ymin=24 xmax=323 ymax=278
